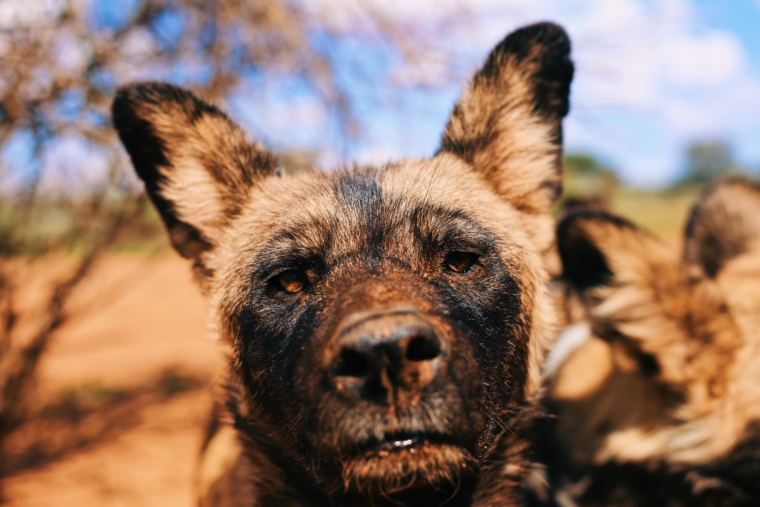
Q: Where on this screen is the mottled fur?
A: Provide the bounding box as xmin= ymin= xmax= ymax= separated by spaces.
xmin=112 ymin=22 xmax=573 ymax=507
xmin=534 ymin=179 xmax=760 ymax=506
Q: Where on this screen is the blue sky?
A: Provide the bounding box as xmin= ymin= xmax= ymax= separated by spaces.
xmin=1 ymin=0 xmax=758 ymax=190
xmin=239 ymin=0 xmax=760 ymax=187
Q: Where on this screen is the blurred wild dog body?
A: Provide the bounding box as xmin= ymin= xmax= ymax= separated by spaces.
xmin=534 ymin=179 xmax=760 ymax=506
xmin=111 ymin=23 xmax=574 ymax=507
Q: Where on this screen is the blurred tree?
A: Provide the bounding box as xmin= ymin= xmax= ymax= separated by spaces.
xmin=564 ymin=153 xmax=613 ymax=176
xmin=559 ymin=152 xmax=618 ymax=213
xmin=0 ymin=0 xmax=423 ymax=193
xmin=0 ymin=0 xmax=457 ymax=495
xmin=679 ymin=140 xmax=743 ymax=185
xmin=0 ymin=0 xmax=460 ymax=247
xmin=0 ymin=0 xmax=466 ymax=255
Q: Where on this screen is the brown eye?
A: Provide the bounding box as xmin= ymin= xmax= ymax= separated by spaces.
xmin=276 ymin=270 xmax=308 ymax=293
xmin=445 ymin=252 xmax=478 ymax=273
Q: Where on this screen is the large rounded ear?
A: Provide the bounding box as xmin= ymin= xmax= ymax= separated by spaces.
xmin=112 ymin=82 xmax=278 ymax=261
xmin=685 ymin=178 xmax=760 ymax=278
xmin=557 ymin=211 xmax=671 ymax=291
xmin=440 ymin=22 xmax=573 ymax=215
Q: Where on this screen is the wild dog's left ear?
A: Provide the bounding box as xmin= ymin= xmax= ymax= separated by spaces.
xmin=557 ymin=211 xmax=673 ymax=290
xmin=112 ymin=82 xmax=278 ymax=262
xmin=685 ymin=178 xmax=760 ymax=278
xmin=440 ymin=22 xmax=573 ymax=214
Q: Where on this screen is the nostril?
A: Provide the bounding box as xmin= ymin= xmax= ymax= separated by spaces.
xmin=336 ymin=348 xmax=370 ymax=377
xmin=405 ymin=333 xmax=441 ymax=362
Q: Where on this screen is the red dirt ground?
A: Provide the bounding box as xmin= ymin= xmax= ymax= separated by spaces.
xmin=2 ymin=235 xmax=688 ymax=506
xmin=4 ymin=253 xmax=225 ymax=507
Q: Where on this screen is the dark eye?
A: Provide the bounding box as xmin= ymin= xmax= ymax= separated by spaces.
xmin=274 ymin=270 xmax=308 ymax=293
xmin=444 ymin=252 xmax=478 ymax=273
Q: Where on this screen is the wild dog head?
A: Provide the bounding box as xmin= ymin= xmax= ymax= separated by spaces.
xmin=112 ymin=23 xmax=573 ymax=502
xmin=542 ymin=179 xmax=760 ymax=504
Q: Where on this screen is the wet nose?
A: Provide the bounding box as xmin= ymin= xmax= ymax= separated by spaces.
xmin=329 ymin=307 xmax=445 ymax=401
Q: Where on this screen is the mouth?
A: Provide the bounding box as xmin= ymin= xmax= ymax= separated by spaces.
xmin=359 ymin=432 xmax=450 ymax=457
xmin=338 ymin=431 xmax=477 ymax=494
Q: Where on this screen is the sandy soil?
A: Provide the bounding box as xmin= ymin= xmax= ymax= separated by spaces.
xmin=3 ymin=253 xmax=225 ymax=507
xmin=1 ymin=233 xmax=688 ymax=506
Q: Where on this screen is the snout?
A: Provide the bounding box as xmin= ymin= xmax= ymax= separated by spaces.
xmin=328 ymin=305 xmax=447 ymax=402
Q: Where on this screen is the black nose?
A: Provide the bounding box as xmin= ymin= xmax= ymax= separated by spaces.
xmin=329 ymin=307 xmax=445 ymax=401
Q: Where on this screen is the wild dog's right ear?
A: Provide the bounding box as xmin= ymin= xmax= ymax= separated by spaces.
xmin=557 ymin=211 xmax=672 ymax=290
xmin=685 ymin=179 xmax=760 ymax=278
xmin=112 ymin=82 xmax=278 ymax=260
xmin=440 ymin=22 xmax=573 ymax=215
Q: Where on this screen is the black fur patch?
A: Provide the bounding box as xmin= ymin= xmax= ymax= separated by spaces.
xmin=229 ymin=168 xmax=529 ymax=502
xmin=685 ymin=179 xmax=760 ymax=278
xmin=111 ymin=84 xmax=208 ymax=258
xmin=556 ymin=211 xmax=636 ymax=290
xmin=490 ymin=22 xmax=573 ymax=123
xmin=113 ymin=21 xmax=575 ymax=505
xmin=698 ymin=419 xmax=760 ymax=501
xmin=112 ymin=82 xmax=278 ymax=259
xmin=444 ymin=22 xmax=573 ymax=163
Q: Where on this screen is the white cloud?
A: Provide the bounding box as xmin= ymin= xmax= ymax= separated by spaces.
xmin=660 ymin=74 xmax=760 ymax=136
xmin=54 ymin=29 xmax=91 ymax=77
xmin=38 ymin=136 xmax=113 ymax=195
xmin=121 ymin=27 xmax=157 ymax=59
xmin=274 ymin=0 xmax=760 ymax=185
xmin=662 ymin=31 xmax=744 ymax=87
xmin=354 ymin=143 xmax=399 ymax=166
xmin=621 ymin=154 xmax=682 ymax=187
xmin=230 ymin=86 xmax=329 ymax=152
xmin=356 ymin=0 xmax=760 ymax=184
xmin=0 ymin=0 xmax=66 ymax=29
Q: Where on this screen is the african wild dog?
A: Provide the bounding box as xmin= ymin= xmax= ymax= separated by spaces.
xmin=532 ymin=179 xmax=760 ymax=506
xmin=111 ymin=22 xmax=573 ymax=507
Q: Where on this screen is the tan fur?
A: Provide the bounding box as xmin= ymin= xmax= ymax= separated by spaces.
xmin=208 ymin=155 xmax=556 ymax=400
xmin=442 ymin=37 xmax=571 ymax=257
xmin=112 ymin=22 xmax=574 ymax=507
xmin=541 ymin=180 xmax=760 ymax=505
xmin=197 ymin=425 xmax=255 ymax=507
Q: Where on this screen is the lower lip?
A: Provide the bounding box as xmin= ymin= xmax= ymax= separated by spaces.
xmin=365 ymin=436 xmax=425 ymax=457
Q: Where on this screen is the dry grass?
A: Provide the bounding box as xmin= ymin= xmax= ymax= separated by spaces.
xmin=610 ymin=187 xmax=701 ymax=239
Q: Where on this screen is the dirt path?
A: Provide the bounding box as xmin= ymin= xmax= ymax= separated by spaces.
xmin=4 ymin=253 xmax=224 ymax=506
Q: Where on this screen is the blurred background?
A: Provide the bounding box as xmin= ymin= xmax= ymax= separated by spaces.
xmin=0 ymin=0 xmax=758 ymax=505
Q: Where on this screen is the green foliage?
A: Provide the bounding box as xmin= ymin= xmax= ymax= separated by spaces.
xmin=676 ymin=140 xmax=745 ymax=187
xmin=610 ymin=186 xmax=701 ymax=237
xmin=56 ymin=371 xmax=201 ymax=419
xmin=559 ymin=151 xmax=702 ymax=237
xmin=57 ymin=382 xmax=128 ymax=420
xmin=564 ymin=153 xmax=612 ymax=176
xmin=557 ymin=152 xmax=618 ymax=213
xmin=156 ymin=371 xmax=198 ymax=397
xmin=0 ymin=195 xmax=167 ymax=258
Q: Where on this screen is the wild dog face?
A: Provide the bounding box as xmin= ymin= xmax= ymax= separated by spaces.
xmin=539 ymin=180 xmax=760 ymax=505
xmin=112 ymin=23 xmax=573 ymax=503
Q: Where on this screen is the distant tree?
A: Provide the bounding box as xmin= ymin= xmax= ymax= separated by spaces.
xmin=0 ymin=2 xmax=458 ymax=496
xmin=560 ymin=152 xmax=618 ymax=211
xmin=0 ymin=0 xmax=463 ymax=251
xmin=564 ymin=153 xmax=615 ymax=177
xmin=0 ymin=0 xmax=447 ymax=195
xmin=679 ymin=140 xmax=743 ymax=185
